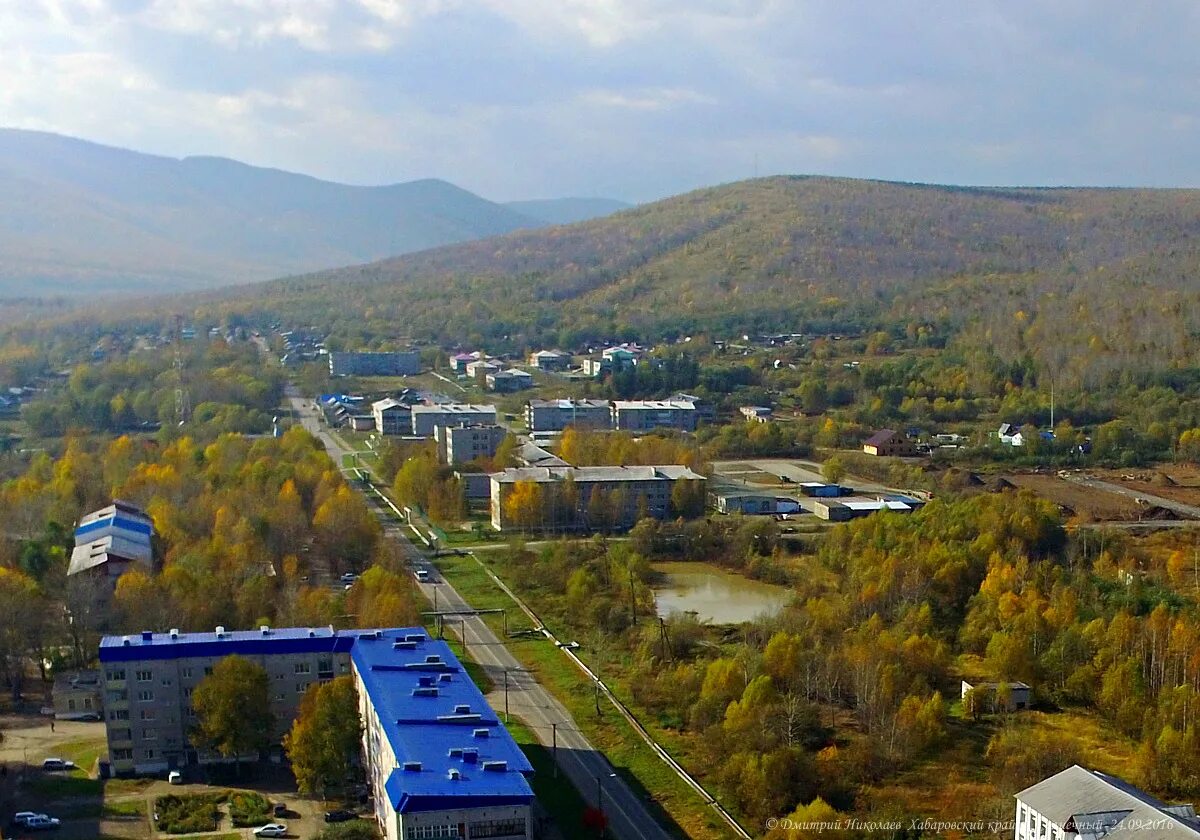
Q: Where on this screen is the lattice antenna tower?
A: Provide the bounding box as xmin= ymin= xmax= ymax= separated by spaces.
xmin=173 ymin=314 xmax=192 ymax=424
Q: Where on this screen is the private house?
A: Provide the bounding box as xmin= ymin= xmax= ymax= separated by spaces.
xmin=997 ymin=423 xmax=1018 ymax=445
xmin=960 ymin=679 xmax=1031 ymax=712
xmin=740 ymin=406 xmax=773 ymax=423
xmin=611 ymin=400 xmax=698 ymax=432
xmin=862 ymin=429 xmax=917 ymax=457
xmin=1012 ymin=429 xmax=1055 ymax=447
xmin=68 ymin=501 xmax=155 ymax=582
xmin=1014 ymin=765 xmax=1200 ymax=840
xmin=53 ymin=669 xmax=103 ymax=720
xmin=489 ymin=465 xmax=705 ymax=532
xmin=372 ymin=398 xmax=412 ymax=436
xmin=349 ymin=415 xmax=375 ymax=432
xmin=435 ymin=424 xmax=506 ymax=465
xmin=465 ymin=359 xmax=502 ymax=379
xmin=485 ymin=369 xmax=534 ymax=393
xmin=328 ymin=350 xmax=421 ymax=377
xmin=449 ymin=352 xmax=478 ymax=373
xmin=528 ymin=350 xmax=570 ymax=371
xmin=410 ymin=404 xmax=498 ymax=437
xmin=99 ymin=628 xmax=534 ymax=840
xmin=524 ymin=399 xmax=612 ymax=432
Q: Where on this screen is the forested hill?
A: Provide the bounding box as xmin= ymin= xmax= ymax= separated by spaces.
xmin=0 ymin=128 xmax=542 ymax=296
xmin=209 ymin=175 xmax=1200 ymax=381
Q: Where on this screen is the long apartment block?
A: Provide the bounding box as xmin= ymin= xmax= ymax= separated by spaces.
xmin=99 ymin=626 xmax=534 ymax=840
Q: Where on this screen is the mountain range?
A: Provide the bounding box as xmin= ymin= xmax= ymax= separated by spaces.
xmin=204 ymin=175 xmax=1200 ymax=385
xmin=0 ymin=129 xmax=627 ymax=296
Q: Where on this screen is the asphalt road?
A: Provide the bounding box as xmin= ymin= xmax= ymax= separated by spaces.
xmin=286 ymin=387 xmax=675 ymax=840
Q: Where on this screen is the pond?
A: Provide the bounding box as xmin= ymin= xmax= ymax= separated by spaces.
xmin=651 ymin=561 xmax=792 ymax=624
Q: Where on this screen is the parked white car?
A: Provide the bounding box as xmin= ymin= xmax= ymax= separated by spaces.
xmin=168 ymin=770 xmax=182 ymax=784
xmin=253 ymin=824 xmax=288 ymax=837
xmin=41 ymin=758 xmax=75 ymax=771
xmin=12 ymin=812 xmax=46 ymax=826
xmin=26 ymin=814 xmax=62 ymax=830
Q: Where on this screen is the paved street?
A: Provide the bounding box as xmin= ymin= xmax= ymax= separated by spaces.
xmin=286 ymin=386 xmax=675 ymax=840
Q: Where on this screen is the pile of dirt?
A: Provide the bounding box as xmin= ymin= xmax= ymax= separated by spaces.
xmin=985 ymin=476 xmax=1016 ymax=493
xmin=1141 ymin=505 xmax=1179 ymax=521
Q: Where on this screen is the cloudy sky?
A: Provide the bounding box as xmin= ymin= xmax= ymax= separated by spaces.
xmin=2 ymin=0 xmax=1199 ymax=202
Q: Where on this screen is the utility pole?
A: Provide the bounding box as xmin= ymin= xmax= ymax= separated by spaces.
xmin=503 ymin=670 xmax=510 ymax=723
xmin=629 ymin=567 xmax=637 ymax=625
xmin=172 ymin=314 xmax=192 ymax=425
xmin=551 ymin=723 xmax=558 ymax=778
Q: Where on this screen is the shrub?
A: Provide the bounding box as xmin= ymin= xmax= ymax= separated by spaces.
xmin=317 ymin=822 xmax=381 ymax=840
xmin=154 ymin=793 xmax=223 ymax=834
xmin=229 ymin=791 xmax=273 ymax=827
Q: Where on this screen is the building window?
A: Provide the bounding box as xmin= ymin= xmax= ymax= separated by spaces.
xmin=143 ymin=729 xmax=157 ymax=740
xmin=106 ymin=669 xmax=126 ymax=681
xmin=296 ymin=682 xmax=309 ymax=694
xmin=109 ymin=710 xmax=129 ymax=721
xmin=136 ymin=670 xmax=153 ymax=682
xmin=183 ymin=688 xmax=193 ymax=700
xmin=137 ymin=690 xmax=154 ymax=702
xmin=274 ymin=693 xmax=285 ymax=702
xmin=294 ymin=662 xmax=311 ymax=675
xmin=143 ymin=749 xmax=155 ymax=760
xmin=469 ymin=818 xmax=526 ymax=838
xmin=140 ymin=709 xmax=156 ymax=721
xmin=161 ymin=677 xmax=173 ymax=687
xmin=204 ymin=666 xmax=213 ymax=676
xmin=112 ymin=749 xmax=133 ymax=761
xmin=181 ymin=668 xmax=192 ymax=679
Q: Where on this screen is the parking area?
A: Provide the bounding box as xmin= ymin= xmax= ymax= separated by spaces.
xmin=1 ymin=713 xmax=361 ymax=839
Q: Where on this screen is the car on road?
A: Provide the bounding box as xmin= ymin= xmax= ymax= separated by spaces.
xmin=339 ymin=572 xmax=359 ymax=584
xmin=414 ymin=569 xmax=429 ymax=582
xmin=12 ymin=812 xmax=46 ymax=827
xmin=324 ymin=810 xmax=356 ymax=823
xmin=40 ymin=758 xmax=75 ymax=771
xmin=25 ymin=814 xmax=62 ymax=830
xmin=253 ymin=824 xmax=288 ymax=837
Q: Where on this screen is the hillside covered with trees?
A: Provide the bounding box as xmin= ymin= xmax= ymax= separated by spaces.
xmin=182 ymin=175 xmax=1200 ymax=389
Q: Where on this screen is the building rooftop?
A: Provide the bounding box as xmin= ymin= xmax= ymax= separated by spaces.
xmin=1017 ymin=765 xmax=1200 ymax=839
xmin=99 ymin=626 xmax=354 ymax=662
xmin=864 ymin=429 xmax=901 ymax=447
xmin=372 ymin=398 xmax=411 ymax=412
xmin=527 ymin=398 xmax=610 ymax=410
xmin=611 ymin=400 xmax=696 ymax=410
xmin=350 ymin=629 xmax=533 ymax=813
xmin=411 ymin=404 xmax=497 ymax=414
xmin=69 ymin=502 xmax=155 ymax=576
xmin=491 ymin=465 xmax=704 ymax=484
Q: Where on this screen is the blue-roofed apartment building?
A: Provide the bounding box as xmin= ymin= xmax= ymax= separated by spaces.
xmin=67 ymin=500 xmax=155 ymax=581
xmin=99 ymin=627 xmax=534 ymax=840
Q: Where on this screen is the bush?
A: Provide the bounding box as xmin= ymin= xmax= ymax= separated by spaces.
xmin=154 ymin=793 xmax=223 ymax=834
xmin=317 ymin=822 xmax=381 ymax=840
xmin=229 ymin=791 xmax=272 ymax=827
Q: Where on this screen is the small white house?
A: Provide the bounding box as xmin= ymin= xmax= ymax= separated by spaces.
xmin=961 ymin=679 xmax=1030 ymax=712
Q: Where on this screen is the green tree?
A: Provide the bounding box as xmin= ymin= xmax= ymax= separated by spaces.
xmin=284 ymin=676 xmax=363 ymax=799
xmin=192 ymin=655 xmax=272 ymax=772
xmin=821 ymin=456 xmax=845 ymax=485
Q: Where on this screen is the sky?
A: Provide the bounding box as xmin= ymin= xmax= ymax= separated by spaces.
xmin=2 ymin=0 xmax=1200 ymax=203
